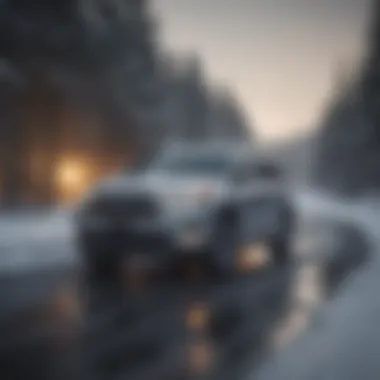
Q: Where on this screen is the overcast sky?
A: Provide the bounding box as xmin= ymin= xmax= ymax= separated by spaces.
xmin=151 ymin=0 xmax=371 ymax=141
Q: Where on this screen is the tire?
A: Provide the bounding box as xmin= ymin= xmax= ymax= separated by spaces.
xmin=80 ymin=246 xmax=124 ymax=311
xmin=211 ymin=206 xmax=240 ymax=278
xmin=86 ymin=250 xmax=118 ymax=286
xmin=79 ymin=235 xmax=120 ymax=290
xmin=270 ymin=234 xmax=291 ymax=266
xmin=271 ymin=203 xmax=295 ymax=266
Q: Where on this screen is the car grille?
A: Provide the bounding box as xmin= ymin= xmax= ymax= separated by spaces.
xmin=92 ymin=194 xmax=158 ymax=222
xmin=122 ymin=231 xmax=170 ymax=253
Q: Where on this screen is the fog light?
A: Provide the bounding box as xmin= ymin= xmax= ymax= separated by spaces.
xmin=237 ymin=243 xmax=271 ymax=272
xmin=186 ymin=303 xmax=210 ymax=331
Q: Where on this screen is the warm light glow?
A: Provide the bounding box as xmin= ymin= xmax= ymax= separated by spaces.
xmin=56 ymin=159 xmax=85 ymax=188
xmin=55 ymin=157 xmax=90 ymax=203
xmin=186 ymin=303 xmax=210 ymax=331
xmin=237 ymin=243 xmax=272 ymax=272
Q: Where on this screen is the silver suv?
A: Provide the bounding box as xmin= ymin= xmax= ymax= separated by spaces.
xmin=76 ymin=142 xmax=295 ymax=283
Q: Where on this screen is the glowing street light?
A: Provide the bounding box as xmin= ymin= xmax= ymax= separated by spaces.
xmin=55 ymin=157 xmax=89 ymax=202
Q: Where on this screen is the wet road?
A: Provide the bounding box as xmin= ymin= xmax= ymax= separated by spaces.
xmin=0 ymin=191 xmax=371 ymax=379
xmin=252 ymin=190 xmax=378 ymax=380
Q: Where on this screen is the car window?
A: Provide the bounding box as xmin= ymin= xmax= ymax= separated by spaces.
xmin=151 ymin=151 xmax=232 ymax=176
xmin=233 ymin=160 xmax=281 ymax=182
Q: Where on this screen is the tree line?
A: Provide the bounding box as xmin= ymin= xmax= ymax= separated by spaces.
xmin=0 ymin=0 xmax=252 ymax=205
xmin=314 ymin=0 xmax=380 ymax=196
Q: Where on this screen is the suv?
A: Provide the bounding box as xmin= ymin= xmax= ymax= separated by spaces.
xmin=76 ymin=142 xmax=295 ymax=283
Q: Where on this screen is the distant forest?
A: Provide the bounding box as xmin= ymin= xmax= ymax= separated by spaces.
xmin=314 ymin=0 xmax=380 ymax=196
xmin=0 ymin=0 xmax=252 ymax=204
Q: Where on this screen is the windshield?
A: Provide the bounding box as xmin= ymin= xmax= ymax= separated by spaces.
xmin=150 ymin=151 xmax=233 ymax=176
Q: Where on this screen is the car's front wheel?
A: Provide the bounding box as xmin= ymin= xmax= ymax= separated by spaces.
xmin=270 ymin=235 xmax=291 ymax=266
xmin=210 ymin=207 xmax=240 ymax=278
xmin=270 ymin=204 xmax=295 ymax=266
xmin=78 ymin=232 xmax=121 ymax=291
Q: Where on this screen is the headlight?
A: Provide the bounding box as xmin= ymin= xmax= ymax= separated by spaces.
xmin=186 ymin=302 xmax=210 ymax=331
xmin=236 ymin=243 xmax=272 ymax=272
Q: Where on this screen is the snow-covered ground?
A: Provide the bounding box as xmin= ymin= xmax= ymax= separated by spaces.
xmin=1 ymin=187 xmax=379 ymax=380
xmin=0 ymin=208 xmax=76 ymax=273
xmin=1 ymin=187 xmax=372 ymax=272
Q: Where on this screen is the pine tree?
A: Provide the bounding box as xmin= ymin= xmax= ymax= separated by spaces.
xmin=314 ymin=0 xmax=380 ymax=195
xmin=159 ymin=53 xmax=252 ymax=143
xmin=0 ymin=0 xmax=160 ymax=204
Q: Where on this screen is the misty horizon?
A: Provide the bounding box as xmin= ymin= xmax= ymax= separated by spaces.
xmin=153 ymin=0 xmax=371 ymax=141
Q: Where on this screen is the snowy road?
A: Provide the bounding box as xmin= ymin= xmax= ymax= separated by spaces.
xmin=0 ymin=209 xmax=75 ymax=273
xmin=253 ymin=188 xmax=380 ymax=380
xmin=0 ymin=209 xmax=77 ymax=320
xmin=0 ymin=188 xmax=375 ymax=380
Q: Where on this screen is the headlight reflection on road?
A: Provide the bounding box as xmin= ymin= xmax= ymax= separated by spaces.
xmin=43 ymin=283 xmax=83 ymax=347
xmin=187 ymin=339 xmax=214 ymax=374
xmin=48 ymin=284 xmax=82 ymax=323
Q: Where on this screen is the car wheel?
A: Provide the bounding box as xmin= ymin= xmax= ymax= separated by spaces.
xmin=80 ymin=241 xmax=120 ymax=290
xmin=81 ymin=248 xmax=125 ymax=311
xmin=211 ymin=207 xmax=240 ymax=278
xmin=271 ymin=204 xmax=295 ymax=266
xmin=270 ymin=235 xmax=290 ymax=266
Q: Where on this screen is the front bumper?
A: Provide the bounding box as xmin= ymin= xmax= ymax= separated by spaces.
xmin=78 ymin=216 xmax=212 ymax=262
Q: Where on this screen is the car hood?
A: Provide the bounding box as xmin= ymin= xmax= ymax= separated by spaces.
xmin=90 ymin=171 xmax=228 ymax=199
